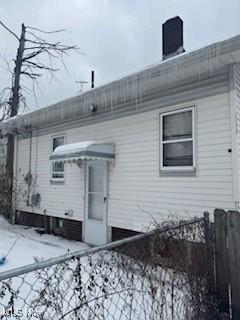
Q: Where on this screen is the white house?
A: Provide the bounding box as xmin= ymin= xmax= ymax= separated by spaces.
xmin=3 ymin=18 xmax=240 ymax=245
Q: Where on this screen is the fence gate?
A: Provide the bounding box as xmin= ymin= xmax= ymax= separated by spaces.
xmin=214 ymin=209 xmax=240 ymax=319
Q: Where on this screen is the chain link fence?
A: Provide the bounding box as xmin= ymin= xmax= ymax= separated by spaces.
xmin=0 ymin=215 xmax=218 ymax=319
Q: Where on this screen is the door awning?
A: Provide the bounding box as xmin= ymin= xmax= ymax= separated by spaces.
xmin=50 ymin=141 xmax=115 ymax=162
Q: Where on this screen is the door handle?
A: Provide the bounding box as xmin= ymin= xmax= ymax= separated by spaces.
xmin=104 ymin=196 xmax=107 ymax=203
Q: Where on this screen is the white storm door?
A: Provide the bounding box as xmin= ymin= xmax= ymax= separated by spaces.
xmin=85 ymin=160 xmax=108 ymax=245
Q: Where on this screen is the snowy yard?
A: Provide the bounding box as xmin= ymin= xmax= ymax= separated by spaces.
xmin=0 ymin=215 xmax=88 ymax=272
xmin=0 ymin=216 xmax=209 ymax=319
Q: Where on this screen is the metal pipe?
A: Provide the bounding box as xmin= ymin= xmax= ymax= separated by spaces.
xmin=91 ymin=70 xmax=94 ymax=88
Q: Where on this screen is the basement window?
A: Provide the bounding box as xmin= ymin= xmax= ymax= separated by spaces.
xmin=51 ymin=136 xmax=65 ymax=181
xmin=160 ymin=107 xmax=195 ymax=173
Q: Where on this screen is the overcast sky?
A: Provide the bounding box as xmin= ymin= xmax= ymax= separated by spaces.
xmin=1 ymin=0 xmax=240 ymax=112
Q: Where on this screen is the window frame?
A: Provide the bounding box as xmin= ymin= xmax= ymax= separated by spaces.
xmin=160 ymin=106 xmax=196 ymax=172
xmin=51 ymin=134 xmax=66 ymax=182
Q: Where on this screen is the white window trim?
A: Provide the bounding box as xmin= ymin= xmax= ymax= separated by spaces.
xmin=51 ymin=135 xmax=66 ymax=182
xmin=51 ymin=166 xmax=65 ymax=181
xmin=160 ymin=106 xmax=196 ymax=172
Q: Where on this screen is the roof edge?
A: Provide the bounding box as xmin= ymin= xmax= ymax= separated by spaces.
xmin=4 ymin=34 xmax=240 ymax=133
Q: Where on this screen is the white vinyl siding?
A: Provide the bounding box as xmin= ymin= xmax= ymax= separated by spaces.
xmin=15 ymin=137 xmax=31 ymax=210
xmin=15 ymin=92 xmax=235 ymax=231
xmin=234 ymin=64 xmax=240 ymax=205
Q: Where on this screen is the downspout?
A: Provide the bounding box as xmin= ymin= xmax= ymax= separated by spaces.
xmin=228 ymin=64 xmax=239 ymax=210
xmin=11 ymin=134 xmax=19 ymax=224
xmin=33 ymin=131 xmax=39 ymax=197
xmin=26 ymin=130 xmax=32 ymax=206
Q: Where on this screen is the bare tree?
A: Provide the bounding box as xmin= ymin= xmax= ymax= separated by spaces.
xmin=0 ymin=21 xmax=78 ymax=219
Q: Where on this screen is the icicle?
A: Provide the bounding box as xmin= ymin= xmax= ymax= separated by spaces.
xmin=110 ymin=85 xmax=113 ymax=117
xmin=197 ymin=54 xmax=201 ymax=81
xmin=113 ymin=84 xmax=116 ymax=110
xmin=216 ymin=42 xmax=220 ymax=70
xmin=146 ymin=69 xmax=151 ymax=95
xmin=135 ymin=76 xmax=138 ymax=111
xmin=207 ymin=47 xmax=214 ymax=75
xmin=105 ymin=88 xmax=109 ymax=111
xmin=83 ymin=94 xmax=86 ymax=114
xmin=102 ymin=88 xmax=105 ymax=110
xmin=123 ymin=82 xmax=126 ymax=103
xmin=125 ymin=79 xmax=128 ymax=101
xmin=138 ymin=75 xmax=143 ymax=105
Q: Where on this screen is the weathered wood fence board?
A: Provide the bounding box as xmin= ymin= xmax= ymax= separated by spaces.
xmin=214 ymin=209 xmax=240 ymax=319
xmin=214 ymin=209 xmax=229 ymax=313
xmin=227 ymin=211 xmax=240 ymax=318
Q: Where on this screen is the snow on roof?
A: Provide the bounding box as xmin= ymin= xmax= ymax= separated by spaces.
xmin=53 ymin=141 xmax=97 ymax=157
xmin=50 ymin=141 xmax=115 ymax=162
xmin=4 ymin=33 xmax=240 ymax=133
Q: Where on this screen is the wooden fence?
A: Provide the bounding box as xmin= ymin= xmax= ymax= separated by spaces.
xmin=214 ymin=209 xmax=240 ymax=319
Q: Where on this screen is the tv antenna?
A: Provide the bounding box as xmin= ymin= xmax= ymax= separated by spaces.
xmin=76 ymin=80 xmax=88 ymax=93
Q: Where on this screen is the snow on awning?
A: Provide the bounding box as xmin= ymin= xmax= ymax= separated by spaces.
xmin=50 ymin=141 xmax=115 ymax=163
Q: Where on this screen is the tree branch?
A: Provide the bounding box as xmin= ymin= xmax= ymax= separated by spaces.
xmin=22 ymin=50 xmax=43 ymax=61
xmin=0 ymin=21 xmax=19 ymax=40
xmin=0 ymin=22 xmax=78 ymax=121
xmin=23 ymin=60 xmax=58 ymax=72
xmin=26 ymin=26 xmax=66 ymax=34
xmin=58 ymin=288 xmax=147 ymax=320
xmin=21 ymin=71 xmax=42 ymax=79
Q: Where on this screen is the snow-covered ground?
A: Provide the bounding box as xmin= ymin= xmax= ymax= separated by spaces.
xmin=0 ymin=215 xmax=88 ymax=272
xmin=0 ymin=215 xmax=196 ymax=319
